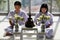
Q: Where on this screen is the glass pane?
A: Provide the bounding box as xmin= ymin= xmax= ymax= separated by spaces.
xmin=21 ymin=0 xmax=30 ymax=12
xmin=52 ymin=0 xmax=60 ymax=14
xmin=9 ymin=0 xmax=60 ymax=14
xmin=31 ymin=0 xmax=51 ymax=13
xmin=22 ymin=0 xmax=51 ymax=13
xmin=0 ymin=0 xmax=8 ymax=13
xmin=9 ymin=0 xmax=29 ymax=13
xmin=9 ymin=0 xmax=21 ymax=11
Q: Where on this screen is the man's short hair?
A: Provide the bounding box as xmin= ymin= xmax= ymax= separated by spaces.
xmin=14 ymin=1 xmax=21 ymax=7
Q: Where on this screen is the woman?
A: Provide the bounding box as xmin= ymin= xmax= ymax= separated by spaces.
xmin=34 ymin=3 xmax=53 ymax=38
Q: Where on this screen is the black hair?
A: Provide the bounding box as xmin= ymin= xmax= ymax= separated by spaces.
xmin=14 ymin=1 xmax=21 ymax=7
xmin=40 ymin=3 xmax=48 ymax=13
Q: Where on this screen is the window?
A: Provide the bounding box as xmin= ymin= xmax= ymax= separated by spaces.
xmin=52 ymin=0 xmax=60 ymax=14
xmin=21 ymin=0 xmax=51 ymax=13
xmin=0 ymin=0 xmax=60 ymax=15
xmin=0 ymin=0 xmax=8 ymax=13
xmin=9 ymin=0 xmax=51 ymax=13
xmin=9 ymin=0 xmax=21 ymax=11
xmin=21 ymin=0 xmax=60 ymax=14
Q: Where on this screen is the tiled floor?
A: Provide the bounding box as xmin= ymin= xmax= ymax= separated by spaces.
xmin=0 ymin=16 xmax=60 ymax=40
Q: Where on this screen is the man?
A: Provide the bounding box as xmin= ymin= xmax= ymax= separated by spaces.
xmin=34 ymin=4 xmax=53 ymax=38
xmin=5 ymin=1 xmax=28 ymax=36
